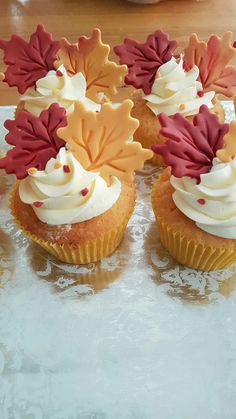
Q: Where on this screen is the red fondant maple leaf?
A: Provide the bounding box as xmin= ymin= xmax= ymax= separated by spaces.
xmin=114 ymin=30 xmax=178 ymax=94
xmin=0 ymin=104 xmax=67 ymax=179
xmin=184 ymin=32 xmax=236 ymax=97
xmin=152 ymin=105 xmax=229 ymax=180
xmin=0 ymin=24 xmax=60 ymax=94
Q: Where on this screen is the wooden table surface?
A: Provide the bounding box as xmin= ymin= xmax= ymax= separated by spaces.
xmin=0 ymin=0 xmax=235 ymax=105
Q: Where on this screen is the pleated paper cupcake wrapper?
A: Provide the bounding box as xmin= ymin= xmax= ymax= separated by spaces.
xmin=21 ymin=224 xmax=127 ymax=264
xmin=10 ymin=185 xmax=135 ymax=264
xmin=156 ymin=217 xmax=236 ymax=271
xmin=151 ymin=190 xmax=236 ymax=271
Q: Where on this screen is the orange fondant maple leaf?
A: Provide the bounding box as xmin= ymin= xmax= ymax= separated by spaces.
xmin=54 ymin=28 xmax=127 ymax=103
xmin=184 ymin=32 xmax=236 ymax=97
xmin=57 ymin=100 xmax=153 ymax=183
xmin=216 ymin=120 xmax=236 ymax=162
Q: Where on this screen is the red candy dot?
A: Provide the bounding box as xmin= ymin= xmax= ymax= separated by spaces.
xmin=63 ymin=165 xmax=70 ymax=173
xmin=197 ymin=198 xmax=206 ymax=205
xmin=56 ymin=70 xmax=63 ymax=77
xmin=81 ymin=187 xmax=89 ymax=196
xmin=33 ymin=201 xmax=43 ymax=208
xmin=197 ymin=91 xmax=204 ymax=97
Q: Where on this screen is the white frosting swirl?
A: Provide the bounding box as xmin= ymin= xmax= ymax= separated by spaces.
xmin=22 ymin=65 xmax=100 ymax=116
xmin=19 ymin=148 xmax=121 ymax=225
xmin=170 ymin=158 xmax=236 ymax=239
xmin=145 ymin=56 xmax=214 ymax=116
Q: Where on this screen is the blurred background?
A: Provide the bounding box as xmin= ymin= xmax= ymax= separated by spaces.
xmin=0 ymin=0 xmax=235 ymax=105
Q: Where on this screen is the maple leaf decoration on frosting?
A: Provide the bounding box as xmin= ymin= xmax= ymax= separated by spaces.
xmin=151 ymin=105 xmax=229 ymax=180
xmin=184 ymin=32 xmax=236 ymax=97
xmin=54 ymin=28 xmax=127 ymax=103
xmin=114 ymin=30 xmax=178 ymax=95
xmin=0 ymin=104 xmax=67 ymax=179
xmin=0 ymin=24 xmax=60 ymax=94
xmin=217 ymin=121 xmax=236 ymax=162
xmin=57 ymin=100 xmax=153 ymax=183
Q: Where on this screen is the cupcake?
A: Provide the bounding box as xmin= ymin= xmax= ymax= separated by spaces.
xmin=0 ymin=100 xmax=153 ymax=264
xmin=114 ymin=31 xmax=236 ymax=165
xmin=151 ymin=105 xmax=236 ymax=271
xmin=0 ymin=24 xmax=127 ymax=116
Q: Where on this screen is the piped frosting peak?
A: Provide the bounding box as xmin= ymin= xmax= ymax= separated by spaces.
xmin=19 ymin=147 xmax=122 ymax=225
xmin=22 ymin=64 xmax=100 ymax=116
xmin=144 ymin=56 xmax=214 ymax=116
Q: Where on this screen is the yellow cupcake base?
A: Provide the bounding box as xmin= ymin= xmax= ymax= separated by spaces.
xmin=151 ymin=171 xmax=236 ymax=271
xmin=156 ymin=217 xmax=236 ymax=271
xmin=10 ymin=182 xmax=135 ymax=264
xmin=23 ymin=222 xmax=128 ymax=264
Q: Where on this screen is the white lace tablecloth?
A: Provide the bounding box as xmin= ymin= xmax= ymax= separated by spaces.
xmin=0 ymin=103 xmax=236 ymax=419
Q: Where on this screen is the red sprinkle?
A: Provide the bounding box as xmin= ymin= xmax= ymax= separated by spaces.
xmin=33 ymin=201 xmax=43 ymax=208
xmin=197 ymin=198 xmax=206 ymax=205
xmin=81 ymin=187 xmax=89 ymax=196
xmin=197 ymin=91 xmax=204 ymax=97
xmin=56 ymin=70 xmax=63 ymax=77
xmin=63 ymin=165 xmax=70 ymax=173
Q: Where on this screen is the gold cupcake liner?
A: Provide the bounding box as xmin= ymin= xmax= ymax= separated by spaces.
xmin=157 ymin=218 xmax=236 ymax=271
xmin=10 ymin=184 xmax=135 ymax=264
xmin=28 ymin=223 xmax=127 ymax=264
xmin=151 ymin=187 xmax=236 ymax=271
